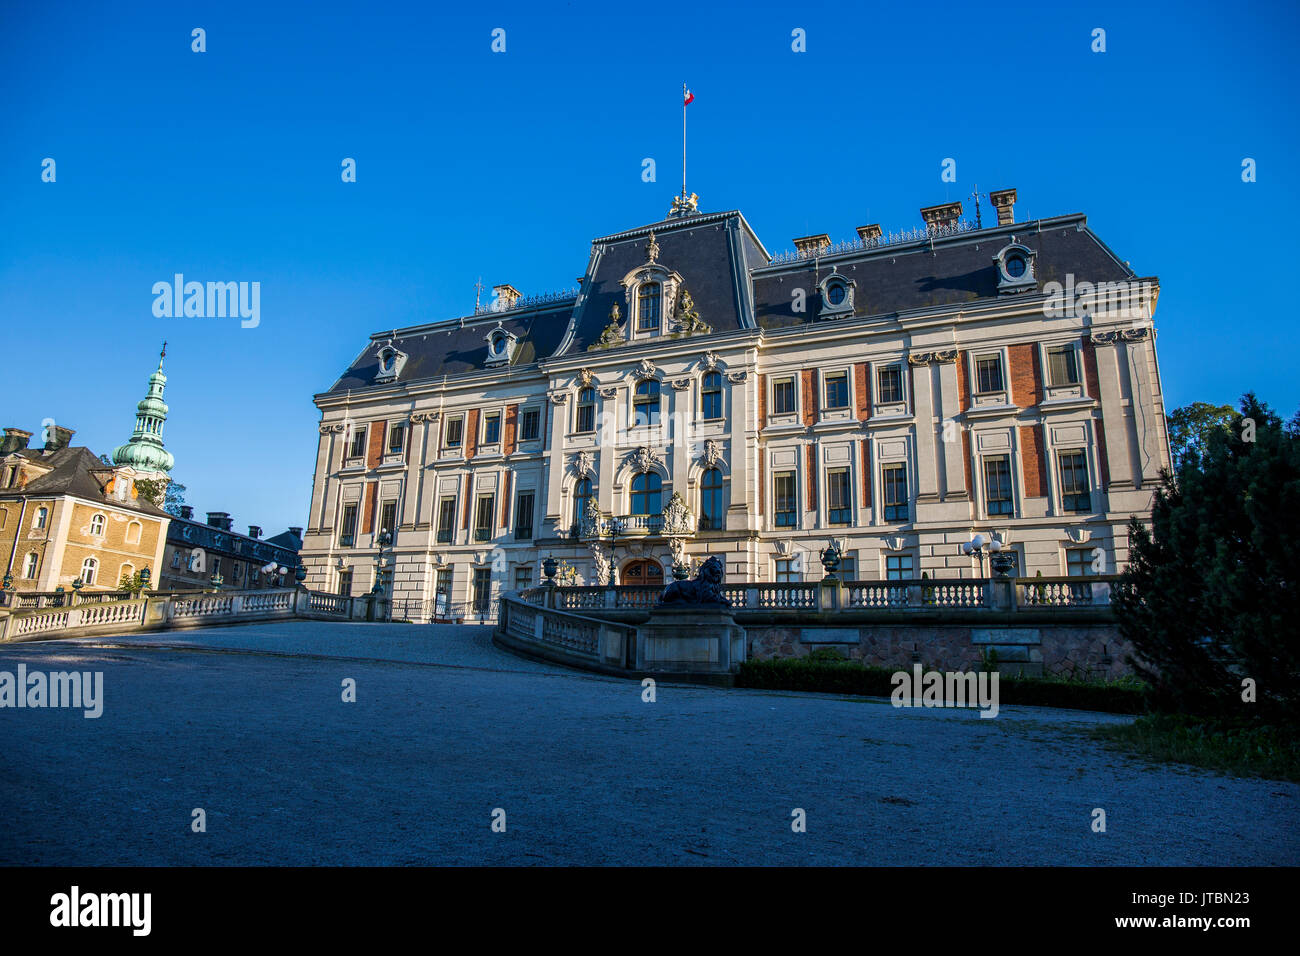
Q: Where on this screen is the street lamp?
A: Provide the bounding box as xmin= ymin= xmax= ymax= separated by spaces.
xmin=962 ymin=533 xmax=1003 ymax=578
xmin=601 ymin=517 xmax=625 ymax=585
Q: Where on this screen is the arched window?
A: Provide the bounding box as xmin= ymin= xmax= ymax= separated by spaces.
xmin=701 ymin=372 xmax=723 ymax=420
xmin=126 ymin=520 xmax=142 ymax=545
xmin=700 ymin=468 xmax=724 ymax=530
xmin=80 ymin=557 xmax=98 ymax=586
xmin=118 ymin=563 xmax=135 ymax=587
xmin=576 ymin=387 xmax=596 ymax=433
xmin=637 ymin=283 xmax=661 ymax=332
xmin=34 ymin=507 xmax=49 ymax=530
xmin=633 ymin=379 xmax=660 ymax=427
xmin=22 ymin=552 xmax=38 ymax=579
xmin=573 ymin=478 xmax=593 ymax=530
xmin=631 ymin=472 xmax=662 ymax=516
xmin=89 ymin=513 xmax=106 ymax=536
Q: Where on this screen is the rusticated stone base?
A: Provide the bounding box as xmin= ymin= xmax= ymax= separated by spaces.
xmin=638 ymin=606 xmax=746 ymax=674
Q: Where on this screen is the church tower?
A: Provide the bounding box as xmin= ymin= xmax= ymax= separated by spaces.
xmin=111 ymin=344 xmax=175 ymax=486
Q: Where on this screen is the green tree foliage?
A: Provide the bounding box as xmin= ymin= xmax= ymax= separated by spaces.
xmin=1166 ymin=401 xmax=1235 ymax=471
xmin=1114 ymin=394 xmax=1300 ymax=723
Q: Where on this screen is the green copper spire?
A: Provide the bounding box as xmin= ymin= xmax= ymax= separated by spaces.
xmin=112 ymin=343 xmax=175 ymax=474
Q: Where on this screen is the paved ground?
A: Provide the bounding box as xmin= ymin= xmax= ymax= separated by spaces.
xmin=1 ymin=621 xmax=1296 ymax=866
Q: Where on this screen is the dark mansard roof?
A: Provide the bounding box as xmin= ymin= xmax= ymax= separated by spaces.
xmin=322 ymin=203 xmax=1142 ymax=396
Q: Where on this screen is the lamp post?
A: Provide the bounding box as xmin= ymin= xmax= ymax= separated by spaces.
xmin=961 ymin=533 xmax=1004 ymax=578
xmin=601 ymin=517 xmax=625 ymax=586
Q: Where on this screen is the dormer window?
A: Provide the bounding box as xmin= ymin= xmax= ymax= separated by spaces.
xmin=637 ymin=283 xmax=661 ymax=333
xmin=994 ymin=242 xmax=1037 ymax=294
xmin=818 ymin=271 xmax=855 ymax=318
xmin=483 ymin=322 xmax=517 ymax=366
xmin=374 ymin=341 xmax=408 ymax=384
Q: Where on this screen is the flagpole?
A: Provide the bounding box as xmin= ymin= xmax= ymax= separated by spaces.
xmin=681 ymin=83 xmax=687 ymax=199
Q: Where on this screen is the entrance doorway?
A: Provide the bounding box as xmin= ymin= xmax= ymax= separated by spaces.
xmin=621 ymin=559 xmax=664 ymax=589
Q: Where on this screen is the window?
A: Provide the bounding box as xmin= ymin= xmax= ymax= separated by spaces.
xmin=472 ymin=567 xmax=492 ymax=615
xmin=775 ymin=558 xmax=797 ymax=582
xmin=338 ymin=569 xmax=353 ymax=597
xmin=188 ymin=551 xmax=202 ymax=571
xmin=1058 ymin=450 xmax=1091 ymax=512
xmin=379 ymin=501 xmax=397 ymax=538
xmin=633 ymin=380 xmax=660 ymax=427
xmin=839 ymin=555 xmax=857 ymax=580
xmin=882 ymin=463 xmax=908 ymax=522
xmin=474 ymin=494 xmax=495 ymax=541
xmin=23 ymin=552 xmax=38 ymax=578
xmin=520 ymin=408 xmax=540 ymax=441
xmin=211 ymin=558 xmax=221 ymax=579
xmin=436 ymin=497 xmax=456 ymax=543
xmin=701 ymin=372 xmax=723 ymax=420
xmin=89 ymin=513 xmax=106 ymax=536
xmin=630 ymin=472 xmax=662 ymax=516
xmin=983 ymin=455 xmax=1014 ymax=516
xmin=877 ymin=365 xmax=904 ymax=405
xmin=349 ymin=426 xmax=367 ymax=459
xmin=975 ymin=354 xmax=1004 ymax=394
xmin=825 ymin=280 xmax=847 ymax=306
xmin=773 ymin=377 xmax=796 ymax=415
xmin=824 ymin=371 xmax=849 ymax=410
xmin=514 ymin=566 xmax=534 ymax=590
xmin=886 ymin=554 xmax=914 ymax=580
xmin=126 ymin=520 xmax=142 ymax=544
xmin=1067 ymin=547 xmax=1099 ymax=576
xmin=1047 ymin=345 xmax=1080 ymax=386
xmin=432 ymin=568 xmax=449 ymax=615
xmin=171 ymin=550 xmax=182 ymax=568
xmin=388 ymin=423 xmax=405 ymax=454
xmin=118 ymin=563 xmax=134 ymax=586
xmin=514 ymin=491 xmax=534 ymax=540
xmin=339 ymin=503 xmax=358 ymax=547
xmin=445 ymin=416 xmax=464 ymax=448
xmin=576 ymin=388 xmax=596 ymax=433
xmin=34 ymin=507 xmax=48 ymax=529
xmin=827 ymin=468 xmax=852 ymax=524
xmin=80 ymin=557 xmax=98 ymax=585
xmin=774 ymin=471 xmax=797 ymax=527
xmin=700 ymin=468 xmax=723 ymax=530
xmin=573 ymin=478 xmax=593 ymax=531
xmin=637 ymin=282 xmax=661 ymax=332
xmin=483 ymin=412 xmax=501 ymax=445
xmin=232 ymin=563 xmax=243 ymax=582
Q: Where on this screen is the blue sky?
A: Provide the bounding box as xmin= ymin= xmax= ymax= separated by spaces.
xmin=2 ymin=0 xmax=1297 ymax=531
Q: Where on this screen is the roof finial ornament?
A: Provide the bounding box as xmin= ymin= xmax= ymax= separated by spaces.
xmin=646 ymin=231 xmax=660 ymax=264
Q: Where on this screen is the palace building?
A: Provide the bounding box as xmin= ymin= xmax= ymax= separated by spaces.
xmin=301 ymin=188 xmax=1171 ymax=622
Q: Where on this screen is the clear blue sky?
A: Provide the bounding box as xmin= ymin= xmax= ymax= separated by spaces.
xmin=3 ymin=0 xmax=1297 ymax=531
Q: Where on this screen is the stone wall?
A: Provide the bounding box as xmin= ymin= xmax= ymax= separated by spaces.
xmin=746 ymin=621 xmax=1132 ymax=680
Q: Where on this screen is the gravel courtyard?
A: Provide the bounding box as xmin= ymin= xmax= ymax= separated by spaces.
xmin=1 ymin=622 xmax=1296 ymax=866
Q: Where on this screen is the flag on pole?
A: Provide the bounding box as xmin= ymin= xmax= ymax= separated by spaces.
xmin=683 ymin=87 xmax=695 ymax=106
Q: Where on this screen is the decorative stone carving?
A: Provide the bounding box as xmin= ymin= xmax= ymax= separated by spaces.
xmin=635 ymin=358 xmax=657 ymax=379
xmin=577 ymin=368 xmax=594 ymax=387
xmin=646 ymin=231 xmax=660 ymax=264
xmin=670 ymin=378 xmax=691 ymax=390
xmin=573 ymin=450 xmax=595 ymax=477
xmin=657 ymin=555 xmax=728 ymax=607
xmin=591 ymin=544 xmax=612 ymax=586
xmin=580 ymin=498 xmax=602 ymax=538
xmin=726 ymin=371 xmax=747 ymax=384
xmin=907 ymin=350 xmax=958 ymax=366
xmin=1091 ymin=327 xmax=1152 ymax=344
xmin=409 ymin=411 xmax=439 ymax=424
xmin=702 ymin=350 xmax=719 ymax=370
xmin=661 ymin=491 xmax=694 ymax=536
xmin=670 ymin=287 xmax=710 ymax=336
xmin=703 ymin=439 xmax=721 ymax=469
xmin=627 ymin=446 xmax=664 ymax=474
xmin=587 ymin=303 xmax=625 ymax=352
xmin=549 ymin=391 xmax=568 ymax=404
xmin=598 ymin=386 xmax=618 ymax=398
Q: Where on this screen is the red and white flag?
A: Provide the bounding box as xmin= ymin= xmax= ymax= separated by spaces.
xmin=683 ymin=87 xmax=695 ymax=106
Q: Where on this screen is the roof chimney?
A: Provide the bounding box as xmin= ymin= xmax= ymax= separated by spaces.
xmin=792 ymin=234 xmax=831 ymax=257
xmin=856 ymin=224 xmax=882 ymax=244
xmin=491 ymin=284 xmax=521 ymax=310
xmin=179 ymin=505 xmax=194 ymax=520
xmin=289 ymin=527 xmax=303 ymax=539
xmin=920 ymin=201 xmax=963 ymax=232
xmin=248 ymin=525 xmax=262 ymax=539
xmin=206 ymin=511 xmax=230 ymax=528
xmin=989 ymin=188 xmax=1017 ymax=226
xmin=42 ymin=425 xmax=75 ymax=453
xmin=1 ymin=428 xmax=33 ymax=455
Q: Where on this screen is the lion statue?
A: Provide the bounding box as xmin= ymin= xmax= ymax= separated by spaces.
xmin=657 ymin=555 xmax=730 ymax=607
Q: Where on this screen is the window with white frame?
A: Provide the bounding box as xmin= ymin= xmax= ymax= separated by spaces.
xmin=637 ymin=283 xmax=661 ymax=333
xmin=633 ymin=380 xmax=661 ymax=427
xmin=983 ymin=455 xmax=1014 ymax=516
xmin=349 ymin=425 xmax=367 ymax=459
xmin=974 ymin=353 xmax=1004 ymax=394
xmin=775 ymin=558 xmax=798 ymax=582
xmin=89 ymin=513 xmax=106 ymax=536
xmin=885 ymin=554 xmax=913 ymax=580
xmin=575 ymin=388 xmax=596 ymax=433
xmin=876 ymin=364 xmax=904 ymax=405
xmin=80 ymin=557 xmax=98 ymax=585
xmin=444 ymin=416 xmax=464 ymax=448
xmin=1046 ymin=345 xmax=1081 ymax=386
xmin=388 ymin=422 xmax=405 ymax=454
xmin=827 ymin=468 xmax=852 ymax=524
xmin=701 ymin=372 xmax=723 ymax=420
xmin=23 ymin=552 xmax=38 ymax=578
xmin=772 ymin=376 xmax=796 ymax=415
xmin=824 ymin=370 xmax=849 ymax=410
xmin=1066 ymin=546 xmax=1100 ymax=576
xmin=1058 ymin=449 xmax=1091 ymax=511
xmin=483 ymin=411 xmax=501 ymax=445
xmin=773 ymin=470 xmax=797 ymax=527
xmin=699 ymin=468 xmax=724 ymax=530
xmin=34 ymin=506 xmax=48 ymax=529
xmin=882 ymin=463 xmax=908 ymax=521
xmin=519 ymin=407 xmax=541 ymax=442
